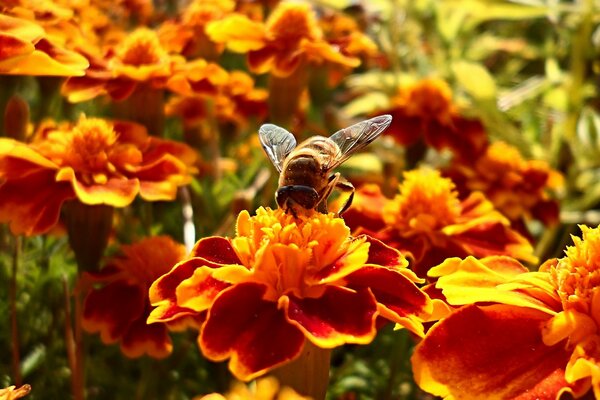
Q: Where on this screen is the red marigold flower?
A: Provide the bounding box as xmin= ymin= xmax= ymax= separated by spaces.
xmin=413 ymin=225 xmax=600 ymax=399
xmin=206 ymin=2 xmax=360 ymax=78
xmin=0 ymin=14 xmax=88 ymax=76
xmin=81 ymin=236 xmax=186 ymax=358
xmin=0 ymin=115 xmax=197 ymax=235
xmin=148 ymin=207 xmax=431 ymax=381
xmin=376 ymin=78 xmax=488 ymax=159
xmin=196 ymin=377 xmax=309 ymax=400
xmin=343 ymin=169 xmax=537 ymax=278
xmin=445 ymin=140 xmax=562 ymax=230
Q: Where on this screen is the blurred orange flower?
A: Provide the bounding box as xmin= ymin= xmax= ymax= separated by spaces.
xmin=0 ymin=14 xmax=88 ymax=76
xmin=81 ymin=236 xmax=186 ymax=358
xmin=196 ymin=377 xmax=309 ymax=400
xmin=0 ymin=384 xmax=31 ymax=400
xmin=62 ymin=27 xmax=184 ymax=102
xmin=377 ymin=78 xmax=488 ymax=159
xmin=413 ymin=225 xmax=600 ymax=399
xmin=343 ymin=169 xmax=536 ymax=278
xmin=445 ymin=140 xmax=562 ymax=232
xmin=206 ymin=2 xmax=360 ymax=78
xmin=0 ymin=115 xmax=197 ymax=235
xmin=148 ymin=207 xmax=431 ymax=381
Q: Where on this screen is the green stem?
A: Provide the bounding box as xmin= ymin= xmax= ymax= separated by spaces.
xmin=9 ymin=236 xmax=22 ymax=386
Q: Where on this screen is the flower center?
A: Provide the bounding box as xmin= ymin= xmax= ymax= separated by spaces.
xmin=183 ymin=0 xmax=235 ymax=26
xmin=266 ymin=3 xmax=321 ymax=44
xmin=116 ymin=28 xmax=167 ymax=66
xmin=396 ymin=78 xmax=454 ymax=120
xmin=231 ymin=207 xmax=369 ymax=299
xmin=551 ymin=226 xmax=600 ymax=314
xmin=480 ymin=141 xmax=524 ymax=172
xmin=384 ymin=169 xmax=462 ymax=233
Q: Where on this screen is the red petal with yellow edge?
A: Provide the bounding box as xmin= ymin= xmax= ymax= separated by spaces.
xmin=191 ymin=236 xmax=242 ymax=264
xmin=363 ymin=236 xmax=409 ymax=269
xmin=200 ymin=282 xmax=304 ymax=381
xmin=0 ymin=167 xmax=74 ymax=235
xmin=148 ymin=255 xmax=231 ymax=323
xmin=280 ymin=286 xmax=378 ymax=348
xmin=412 ymin=304 xmax=569 ymax=400
xmin=121 ymin=315 xmax=172 ymax=359
xmin=248 ymin=47 xmax=276 ymax=75
xmin=83 ymin=281 xmax=145 ymax=344
xmin=56 ymin=167 xmax=140 ymax=207
xmin=345 ymin=266 xmax=431 ymax=335
xmin=0 ymin=35 xmax=34 ymax=60
xmin=176 ymin=266 xmax=234 ymax=312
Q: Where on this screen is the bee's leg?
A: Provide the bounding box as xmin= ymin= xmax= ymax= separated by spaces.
xmin=334 ymin=177 xmax=355 ymax=216
xmin=317 ymin=173 xmax=340 ymax=214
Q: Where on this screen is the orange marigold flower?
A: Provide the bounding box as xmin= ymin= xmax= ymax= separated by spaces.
xmin=196 ymin=377 xmax=309 ymax=400
xmin=413 ymin=225 xmax=600 ymax=399
xmin=62 ymin=27 xmax=185 ymax=102
xmin=445 ymin=140 xmax=562 ymax=231
xmin=376 ymin=78 xmax=488 ymax=159
xmin=0 ymin=14 xmax=88 ymax=76
xmin=0 ymin=384 xmax=31 ymax=400
xmin=206 ymin=2 xmax=360 ymax=78
xmin=0 ymin=115 xmax=197 ymax=235
xmin=148 ymin=207 xmax=431 ymax=381
xmin=343 ymin=169 xmax=536 ymax=278
xmin=81 ymin=236 xmax=186 ymax=358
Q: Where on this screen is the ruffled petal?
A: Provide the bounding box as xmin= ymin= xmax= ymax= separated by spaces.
xmin=412 ymin=304 xmax=570 ymax=400
xmin=120 ymin=314 xmax=173 ymax=359
xmin=280 ymin=286 xmax=378 ymax=348
xmin=200 ymin=282 xmax=305 ymax=381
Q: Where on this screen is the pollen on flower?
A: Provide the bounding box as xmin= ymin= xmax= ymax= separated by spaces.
xmin=266 ymin=3 xmax=321 ymax=43
xmin=61 ymin=117 xmax=119 ymax=172
xmin=551 ymin=225 xmax=600 ymax=313
xmin=116 ymin=28 xmax=167 ymax=66
xmin=384 ymin=169 xmax=461 ymax=232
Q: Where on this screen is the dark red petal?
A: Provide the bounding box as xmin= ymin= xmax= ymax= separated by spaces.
xmin=200 ymin=282 xmax=304 ymax=380
xmin=191 ymin=236 xmax=242 ymax=265
xmin=363 ymin=236 xmax=406 ymax=268
xmin=120 ymin=314 xmax=172 ymax=359
xmin=283 ymin=286 xmax=378 ymax=347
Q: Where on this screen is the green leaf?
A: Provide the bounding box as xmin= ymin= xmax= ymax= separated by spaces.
xmin=452 ymin=61 xmax=497 ymax=100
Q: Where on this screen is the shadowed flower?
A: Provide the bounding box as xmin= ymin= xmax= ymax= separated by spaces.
xmin=81 ymin=236 xmax=187 ymax=358
xmin=206 ymin=2 xmax=360 ymax=78
xmin=0 ymin=115 xmax=197 ymax=235
xmin=413 ymin=225 xmax=600 ymax=399
xmin=343 ymin=169 xmax=536 ymax=278
xmin=445 ymin=140 xmax=562 ymax=232
xmin=0 ymin=14 xmax=88 ymax=76
xmin=148 ymin=207 xmax=431 ymax=381
xmin=0 ymin=384 xmax=31 ymax=400
xmin=196 ymin=377 xmax=309 ymax=400
xmin=376 ymin=78 xmax=488 ymax=159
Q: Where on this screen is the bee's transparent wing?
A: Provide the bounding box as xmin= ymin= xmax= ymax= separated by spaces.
xmin=258 ymin=123 xmax=297 ymax=173
xmin=326 ymin=114 xmax=392 ymax=169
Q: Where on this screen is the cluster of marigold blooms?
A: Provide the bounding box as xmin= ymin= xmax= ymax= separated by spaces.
xmin=0 ymin=0 xmax=598 ymax=399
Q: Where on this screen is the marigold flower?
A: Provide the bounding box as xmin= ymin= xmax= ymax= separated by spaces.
xmin=445 ymin=140 xmax=562 ymax=230
xmin=206 ymin=2 xmax=360 ymax=78
xmin=0 ymin=14 xmax=88 ymax=76
xmin=81 ymin=236 xmax=186 ymax=358
xmin=196 ymin=377 xmax=309 ymax=400
xmin=376 ymin=78 xmax=488 ymax=159
xmin=0 ymin=115 xmax=197 ymax=235
xmin=62 ymin=27 xmax=184 ymax=102
xmin=343 ymin=169 xmax=536 ymax=278
xmin=148 ymin=207 xmax=431 ymax=381
xmin=0 ymin=384 xmax=31 ymax=400
xmin=412 ymin=225 xmax=600 ymax=399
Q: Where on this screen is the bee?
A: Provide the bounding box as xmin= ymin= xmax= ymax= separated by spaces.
xmin=259 ymin=115 xmax=392 ymax=217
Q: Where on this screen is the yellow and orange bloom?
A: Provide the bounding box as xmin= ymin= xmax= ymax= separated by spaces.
xmin=0 ymin=115 xmax=197 ymax=236
xmin=148 ymin=207 xmax=431 ymax=381
xmin=0 ymin=384 xmax=31 ymax=400
xmin=376 ymin=78 xmax=488 ymax=159
xmin=81 ymin=236 xmax=186 ymax=358
xmin=61 ymin=27 xmax=184 ymax=102
xmin=445 ymin=140 xmax=562 ymax=231
xmin=196 ymin=377 xmax=309 ymax=400
xmin=413 ymin=224 xmax=600 ymax=399
xmin=343 ymin=169 xmax=536 ymax=278
xmin=0 ymin=14 xmax=88 ymax=76
xmin=206 ymin=2 xmax=360 ymax=78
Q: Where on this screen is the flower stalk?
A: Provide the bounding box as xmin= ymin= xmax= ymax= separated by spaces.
xmin=10 ymin=235 xmax=22 ymax=386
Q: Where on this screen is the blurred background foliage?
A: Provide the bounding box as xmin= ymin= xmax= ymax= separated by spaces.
xmin=1 ymin=0 xmax=599 ymax=398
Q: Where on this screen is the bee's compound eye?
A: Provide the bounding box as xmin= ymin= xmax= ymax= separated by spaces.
xmin=276 ymin=185 xmax=320 ymax=210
